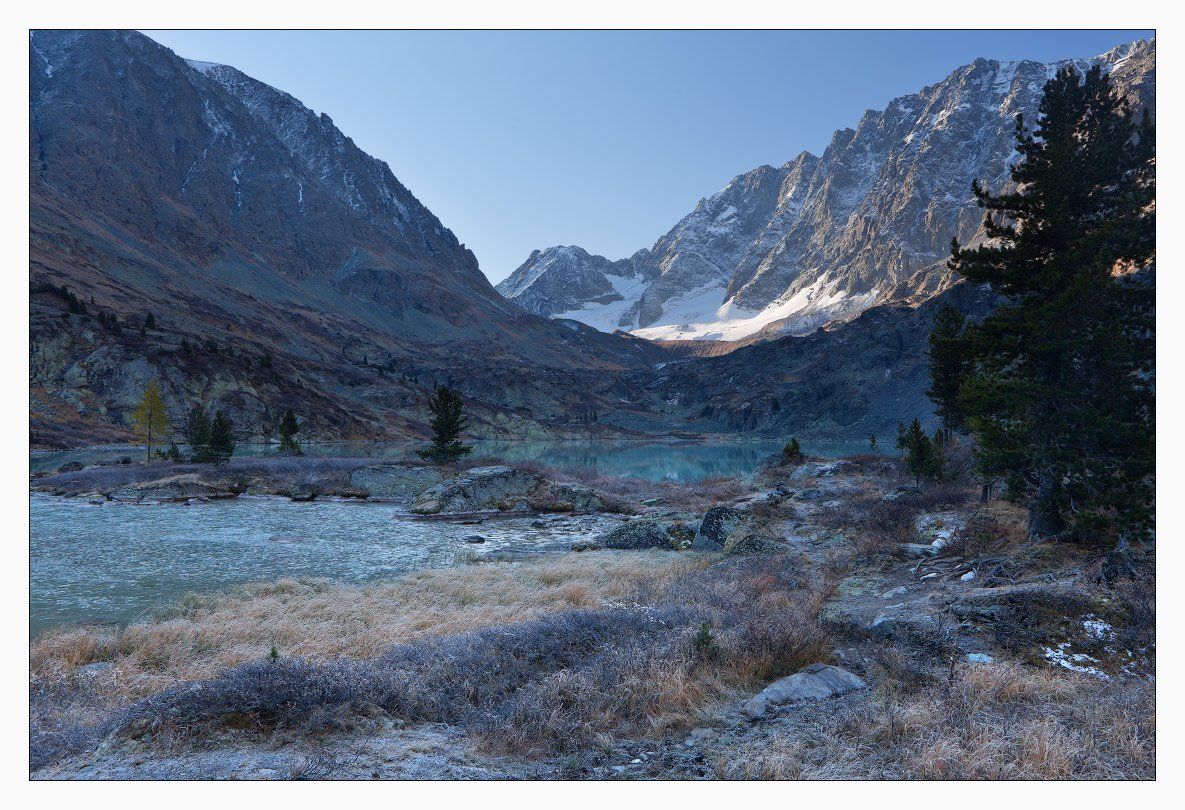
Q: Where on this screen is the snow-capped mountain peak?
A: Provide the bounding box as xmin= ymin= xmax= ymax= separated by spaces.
xmin=497 ymin=39 xmax=1154 ymax=343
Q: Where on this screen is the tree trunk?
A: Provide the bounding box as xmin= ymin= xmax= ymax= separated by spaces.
xmin=1027 ymin=472 xmax=1066 ymax=539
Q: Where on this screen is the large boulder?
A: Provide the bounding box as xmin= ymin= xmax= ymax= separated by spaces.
xmin=723 ymin=532 xmax=786 ymax=556
xmin=742 ymin=663 xmax=867 ymax=719
xmin=109 ymin=474 xmax=241 ymax=502
xmin=596 ymin=519 xmax=673 ymax=550
xmin=692 ymin=506 xmax=742 ymax=551
xmin=349 ymin=464 xmax=444 ymax=500
xmin=535 ymin=481 xmax=602 ymax=513
xmin=411 ymin=466 xmax=544 ymax=515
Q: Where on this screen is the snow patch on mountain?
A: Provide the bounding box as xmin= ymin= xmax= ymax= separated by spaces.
xmin=499 ymin=39 xmax=1154 ymax=344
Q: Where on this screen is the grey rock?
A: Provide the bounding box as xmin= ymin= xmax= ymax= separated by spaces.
xmin=916 ymin=512 xmax=965 ymax=549
xmin=411 ymin=466 xmax=544 ymax=515
xmin=571 ymin=539 xmax=604 ymax=552
xmin=110 ymin=476 xmax=239 ymax=503
xmin=462 ymin=535 xmax=486 ymax=544
xmin=597 ymin=520 xmax=672 ymax=550
xmin=692 ymin=506 xmax=742 ymax=552
xmin=349 ymin=465 xmax=444 ymax=500
xmin=544 ymin=481 xmax=603 ymax=513
xmin=880 ymin=586 xmax=907 ymax=599
xmin=57 ymin=461 xmax=84 ymax=473
xmin=869 ymin=611 xmax=940 ymax=640
xmin=900 ymin=543 xmax=939 ymax=559
xmin=288 ymin=483 xmax=316 ymax=501
xmin=966 ymin=653 xmax=994 ymax=664
xmin=723 ymin=532 xmax=785 ymax=556
xmin=742 ymin=663 xmax=867 ymax=719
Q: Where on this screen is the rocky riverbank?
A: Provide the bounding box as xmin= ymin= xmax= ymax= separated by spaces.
xmin=30 ymin=452 xmax=1156 ymax=779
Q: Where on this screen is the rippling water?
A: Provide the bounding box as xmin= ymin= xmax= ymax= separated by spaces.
xmin=30 ymin=439 xmax=881 ymax=634
xmin=29 ymin=495 xmax=617 ymax=635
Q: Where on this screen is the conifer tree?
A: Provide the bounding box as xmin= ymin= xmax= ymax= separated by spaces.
xmin=782 ymin=437 xmax=803 ymax=462
xmin=185 ymin=406 xmax=213 ymax=463
xmin=947 ymin=63 xmax=1154 ymax=542
xmin=417 ymin=386 xmax=471 ymax=464
xmin=208 ymin=411 xmax=236 ymax=464
xmin=278 ymin=408 xmax=302 ymax=455
xmin=145 ymin=312 xmax=156 ymax=329
xmin=925 ymin=304 xmax=968 ymax=440
xmin=132 ymin=381 xmax=169 ymax=463
xmin=897 ymin=418 xmax=942 ymax=488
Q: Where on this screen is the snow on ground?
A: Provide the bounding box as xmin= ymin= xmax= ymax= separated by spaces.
xmin=185 ymin=60 xmax=225 ymax=74
xmin=630 ymin=276 xmax=874 ymax=342
xmin=551 ymin=271 xmax=651 ymax=333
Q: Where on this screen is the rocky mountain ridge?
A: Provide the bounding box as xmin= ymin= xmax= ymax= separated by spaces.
xmin=29 ymin=30 xmax=672 ymax=446
xmin=498 ymin=39 xmax=1155 ymax=343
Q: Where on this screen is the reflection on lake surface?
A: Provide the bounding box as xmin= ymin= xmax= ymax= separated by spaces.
xmin=32 ymin=438 xmax=876 ymax=482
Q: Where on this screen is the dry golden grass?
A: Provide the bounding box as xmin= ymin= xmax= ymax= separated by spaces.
xmin=715 ymin=660 xmax=1154 ymax=780
xmin=31 ymin=551 xmax=710 ymax=708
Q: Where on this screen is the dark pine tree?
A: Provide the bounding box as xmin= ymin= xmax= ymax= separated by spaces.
xmin=947 ymin=63 xmax=1154 ymax=543
xmin=925 ymin=304 xmax=968 ymax=441
xmin=145 ymin=312 xmax=156 ymax=329
xmin=278 ymin=408 xmax=302 ymax=455
xmin=208 ymin=411 xmax=236 ymax=465
xmin=185 ymin=406 xmax=213 ymax=463
xmin=417 ymin=386 xmax=472 ymax=464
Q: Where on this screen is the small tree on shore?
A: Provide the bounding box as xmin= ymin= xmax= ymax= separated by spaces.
xmin=897 ymin=418 xmax=942 ymax=488
xmin=417 ymin=386 xmax=472 ymax=464
xmin=185 ymin=406 xmax=213 ymax=463
xmin=208 ymin=411 xmax=236 ymax=464
xmin=132 ymin=381 xmax=168 ymax=463
xmin=278 ymin=408 xmax=302 ymax=455
xmin=782 ymin=437 xmax=803 ymax=463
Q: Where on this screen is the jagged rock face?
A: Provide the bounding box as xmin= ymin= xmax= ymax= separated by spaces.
xmin=495 ymin=246 xmax=655 ymax=330
xmin=499 ymin=40 xmax=1155 ymax=343
xmin=28 ymin=30 xmax=672 ymax=446
xmin=606 ymin=281 xmax=1002 ymax=440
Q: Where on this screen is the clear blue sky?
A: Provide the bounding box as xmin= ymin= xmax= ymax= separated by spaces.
xmin=141 ymin=30 xmax=1151 ymax=283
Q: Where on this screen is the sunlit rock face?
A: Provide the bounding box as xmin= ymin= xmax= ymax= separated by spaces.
xmin=499 ymin=40 xmax=1155 ymax=343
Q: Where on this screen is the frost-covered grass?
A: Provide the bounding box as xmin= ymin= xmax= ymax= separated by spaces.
xmin=32 ymin=553 xmax=831 ymax=768
xmin=716 ymin=661 xmax=1154 ymax=780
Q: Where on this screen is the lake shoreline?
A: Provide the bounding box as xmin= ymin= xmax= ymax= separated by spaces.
xmin=32 ymin=452 xmax=1155 ymax=779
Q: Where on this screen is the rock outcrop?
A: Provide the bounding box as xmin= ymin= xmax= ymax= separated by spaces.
xmin=692 ymin=506 xmax=743 ymax=552
xmin=410 ymin=466 xmax=603 ymax=515
xmin=596 ymin=520 xmax=675 ymax=550
xmin=742 ymin=663 xmax=868 ymax=719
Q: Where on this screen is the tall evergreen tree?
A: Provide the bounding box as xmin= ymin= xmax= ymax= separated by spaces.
xmin=947 ymin=64 xmax=1154 ymax=542
xmin=185 ymin=406 xmax=213 ymax=463
xmin=132 ymin=381 xmax=169 ymax=463
xmin=417 ymin=386 xmax=472 ymax=464
xmin=925 ymin=304 xmax=968 ymax=440
xmin=278 ymin=408 xmax=302 ymax=455
xmin=208 ymin=411 xmax=236 ymax=464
